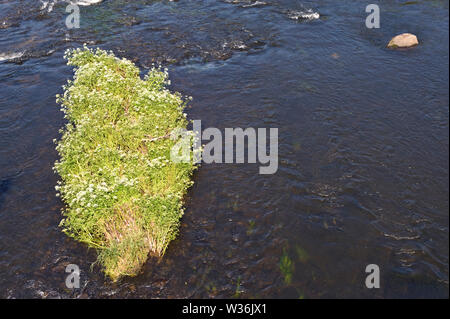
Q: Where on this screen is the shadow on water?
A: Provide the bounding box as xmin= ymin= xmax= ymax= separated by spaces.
xmin=0 ymin=178 xmax=12 ymax=210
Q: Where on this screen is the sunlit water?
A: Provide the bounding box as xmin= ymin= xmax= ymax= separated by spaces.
xmin=0 ymin=0 xmax=448 ymax=298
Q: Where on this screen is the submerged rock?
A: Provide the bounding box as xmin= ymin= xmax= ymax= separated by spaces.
xmin=387 ymin=33 xmax=419 ymax=48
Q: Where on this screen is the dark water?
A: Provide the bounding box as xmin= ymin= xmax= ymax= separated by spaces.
xmin=0 ymin=0 xmax=448 ymax=298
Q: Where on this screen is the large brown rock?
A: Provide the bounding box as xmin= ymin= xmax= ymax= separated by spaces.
xmin=387 ymin=33 xmax=419 ymax=48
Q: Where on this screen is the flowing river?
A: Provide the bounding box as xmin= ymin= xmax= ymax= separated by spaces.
xmin=0 ymin=0 xmax=448 ymax=298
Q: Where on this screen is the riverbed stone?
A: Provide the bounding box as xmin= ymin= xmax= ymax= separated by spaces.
xmin=387 ymin=33 xmax=419 ymax=48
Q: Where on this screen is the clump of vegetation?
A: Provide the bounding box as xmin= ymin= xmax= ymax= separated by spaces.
xmin=54 ymin=46 xmax=195 ymax=281
xmin=295 ymin=245 xmax=309 ymax=263
xmin=279 ymin=248 xmax=295 ymax=285
xmin=233 ymin=276 xmax=243 ymax=298
xmin=246 ymin=220 xmax=256 ymax=235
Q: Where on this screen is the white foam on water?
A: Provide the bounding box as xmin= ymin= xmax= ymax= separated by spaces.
xmin=0 ymin=52 xmax=24 ymax=62
xmin=40 ymin=0 xmax=103 ymax=13
xmin=288 ymin=9 xmax=320 ymax=21
xmin=40 ymin=1 xmax=49 ymax=11
xmin=75 ymin=0 xmax=104 ymax=6
xmin=241 ymin=1 xmax=267 ymax=8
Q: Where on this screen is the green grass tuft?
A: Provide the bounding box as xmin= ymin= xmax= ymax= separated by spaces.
xmin=279 ymin=248 xmax=295 ymax=285
xmin=54 ymin=46 xmax=196 ymax=281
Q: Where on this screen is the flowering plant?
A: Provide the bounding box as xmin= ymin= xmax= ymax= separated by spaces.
xmin=54 ymin=46 xmax=195 ymax=281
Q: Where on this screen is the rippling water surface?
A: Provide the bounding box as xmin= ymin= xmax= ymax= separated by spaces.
xmin=0 ymin=0 xmax=448 ymax=298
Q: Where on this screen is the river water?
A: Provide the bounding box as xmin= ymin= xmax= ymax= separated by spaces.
xmin=0 ymin=0 xmax=448 ymax=298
